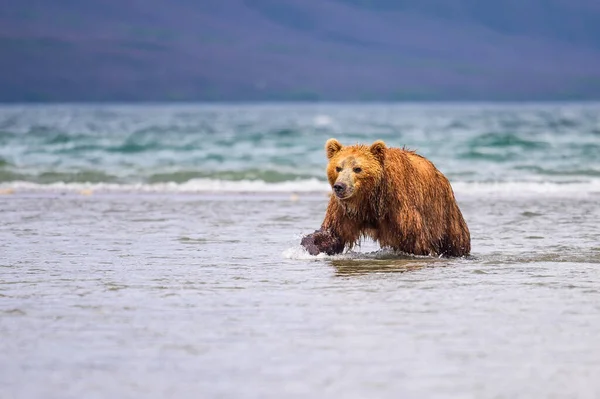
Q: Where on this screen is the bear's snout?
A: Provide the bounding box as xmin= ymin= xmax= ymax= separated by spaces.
xmin=333 ymin=181 xmax=353 ymax=198
xmin=333 ymin=182 xmax=347 ymax=194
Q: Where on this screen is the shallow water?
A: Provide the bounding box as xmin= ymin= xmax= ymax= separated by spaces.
xmin=2 ymin=189 xmax=600 ymax=398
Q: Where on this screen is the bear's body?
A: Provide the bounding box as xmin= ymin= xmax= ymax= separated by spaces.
xmin=302 ymin=139 xmax=470 ymax=257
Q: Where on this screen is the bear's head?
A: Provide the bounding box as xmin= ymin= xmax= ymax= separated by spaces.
xmin=325 ymin=138 xmax=386 ymax=201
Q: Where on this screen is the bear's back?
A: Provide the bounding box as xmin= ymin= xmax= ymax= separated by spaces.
xmin=384 ymin=148 xmax=447 ymax=190
xmin=383 ymin=147 xmax=470 ymax=256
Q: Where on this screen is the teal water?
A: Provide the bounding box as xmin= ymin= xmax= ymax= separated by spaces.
xmin=1 ymin=103 xmax=600 ymax=191
xmin=2 ymin=103 xmax=600 ymax=399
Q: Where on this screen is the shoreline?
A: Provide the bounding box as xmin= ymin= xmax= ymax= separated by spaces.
xmin=1 ymin=183 xmax=599 ymax=199
xmin=0 ymin=189 xmax=330 ymax=201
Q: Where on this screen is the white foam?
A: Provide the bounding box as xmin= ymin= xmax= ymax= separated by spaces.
xmin=452 ymin=180 xmax=600 ymax=198
xmin=0 ymin=178 xmax=330 ymax=194
xmin=282 ymin=246 xmax=433 ymax=260
xmin=281 ymin=245 xmax=369 ymax=260
xmin=1 ymin=178 xmax=599 ymax=197
xmin=282 ymin=246 xmax=326 ymax=260
xmin=313 ymin=114 xmax=334 ymax=127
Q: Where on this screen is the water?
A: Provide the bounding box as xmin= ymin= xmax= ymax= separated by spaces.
xmin=1 ymin=103 xmax=600 ymax=190
xmin=1 ymin=103 xmax=600 ymax=398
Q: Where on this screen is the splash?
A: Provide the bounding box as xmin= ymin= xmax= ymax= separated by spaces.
xmin=281 ymin=245 xmax=427 ymax=261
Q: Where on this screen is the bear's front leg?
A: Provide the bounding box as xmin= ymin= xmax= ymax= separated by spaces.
xmin=301 ymin=228 xmax=344 ymax=255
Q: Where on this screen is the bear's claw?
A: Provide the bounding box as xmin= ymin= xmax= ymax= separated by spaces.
xmin=301 ymin=229 xmax=344 ymax=256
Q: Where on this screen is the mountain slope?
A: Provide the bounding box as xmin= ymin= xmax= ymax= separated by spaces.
xmin=1 ymin=0 xmax=600 ymax=101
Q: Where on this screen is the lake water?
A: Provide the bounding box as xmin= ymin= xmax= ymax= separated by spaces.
xmin=1 ymin=103 xmax=600 ymax=398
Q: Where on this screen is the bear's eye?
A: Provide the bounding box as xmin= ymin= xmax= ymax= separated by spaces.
xmin=353 ymin=167 xmax=362 ymax=173
xmin=335 ymin=166 xmax=342 ymax=172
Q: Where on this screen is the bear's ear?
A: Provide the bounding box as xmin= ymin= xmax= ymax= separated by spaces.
xmin=370 ymin=140 xmax=386 ymax=163
xmin=325 ymin=138 xmax=343 ymax=159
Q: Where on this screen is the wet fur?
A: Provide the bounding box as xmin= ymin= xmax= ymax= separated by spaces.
xmin=306 ymin=139 xmax=470 ymax=257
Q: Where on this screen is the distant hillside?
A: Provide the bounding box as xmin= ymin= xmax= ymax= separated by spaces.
xmin=1 ymin=0 xmax=600 ymax=101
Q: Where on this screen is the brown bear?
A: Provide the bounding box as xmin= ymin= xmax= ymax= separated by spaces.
xmin=301 ymin=138 xmax=470 ymax=257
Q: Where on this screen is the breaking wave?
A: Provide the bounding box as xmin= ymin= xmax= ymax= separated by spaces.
xmin=2 ymin=179 xmax=600 ymax=197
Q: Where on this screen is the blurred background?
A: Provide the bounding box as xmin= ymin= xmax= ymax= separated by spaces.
xmin=2 ymin=0 xmax=600 ymax=102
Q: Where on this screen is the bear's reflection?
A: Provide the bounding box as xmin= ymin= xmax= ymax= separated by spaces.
xmin=330 ymin=256 xmax=439 ymax=276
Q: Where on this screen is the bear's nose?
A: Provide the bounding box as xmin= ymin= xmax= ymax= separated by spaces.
xmin=333 ymin=182 xmax=346 ymax=193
